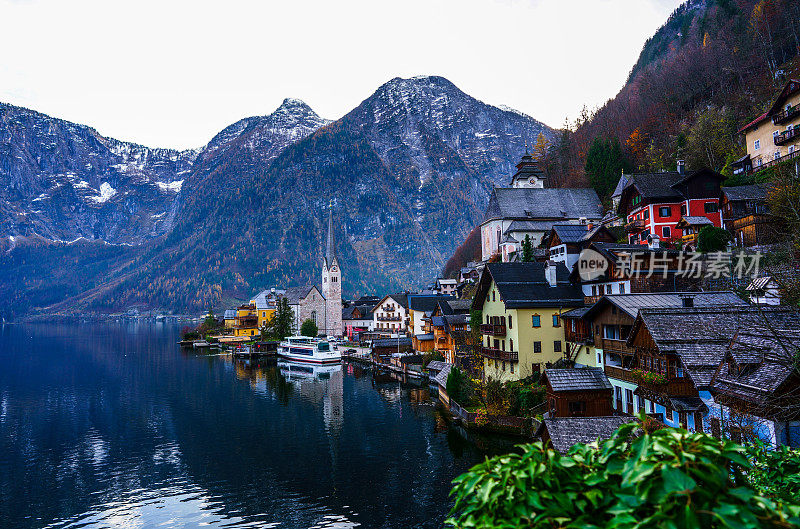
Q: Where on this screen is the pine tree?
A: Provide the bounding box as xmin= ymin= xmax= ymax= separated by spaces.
xmin=263 ymin=298 xmax=295 ymax=339
xmin=521 ymin=235 xmax=534 ymax=262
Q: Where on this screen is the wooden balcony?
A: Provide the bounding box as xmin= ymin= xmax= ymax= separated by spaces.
xmin=604 ymin=365 xmax=637 ymax=383
xmin=774 ymin=127 xmax=800 ymax=146
xmin=773 ymin=105 xmax=800 ymax=125
xmin=480 ymin=323 xmax=506 ymax=336
xmin=625 ymin=219 xmax=646 ymax=232
xmin=481 ymin=347 xmax=518 ymax=362
xmin=602 ymin=338 xmax=634 ymax=355
xmin=377 ymin=315 xmax=402 ymax=322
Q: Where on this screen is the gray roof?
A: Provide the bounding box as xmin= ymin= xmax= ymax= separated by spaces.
xmin=324 ymin=208 xmax=338 ymax=267
xmin=283 ymin=285 xmax=322 ymax=304
xmin=372 ymin=337 xmax=413 ymax=348
xmin=586 ymin=292 xmax=747 ymax=319
xmin=483 ymin=187 xmax=603 ymax=223
xmin=408 ymin=294 xmax=454 ymax=312
xmin=475 ymin=262 xmax=584 ymax=309
xmin=537 ymin=416 xmax=637 ymax=453
xmin=611 ymin=173 xmax=629 ymax=198
xmin=374 ymin=293 xmax=409 ymax=310
xmin=252 ymin=288 xmax=285 ymax=309
xmin=415 ymin=333 xmax=434 ymax=341
xmin=223 ymin=309 xmax=236 ymax=319
xmin=747 ymin=276 xmax=778 ymax=290
xmin=561 ymin=306 xmax=591 ymax=319
xmin=622 ymin=172 xmax=684 ymax=201
xmin=722 ymin=184 xmax=769 ymax=202
xmin=440 ymin=299 xmax=472 ymax=315
xmin=633 ymin=306 xmax=800 ymax=389
xmin=505 ymin=219 xmax=564 ymax=233
xmin=434 ymin=363 xmax=453 ymax=388
xmin=678 ymin=216 xmax=714 ymax=226
xmin=544 ymin=367 xmax=612 ymax=392
xmin=551 ymin=223 xmax=603 ymax=244
xmin=426 ymin=360 xmax=447 ymax=372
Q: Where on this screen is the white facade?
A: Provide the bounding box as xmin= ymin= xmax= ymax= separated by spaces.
xmin=372 ymin=296 xmax=408 ymax=334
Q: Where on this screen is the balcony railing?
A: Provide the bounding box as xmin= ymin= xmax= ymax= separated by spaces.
xmin=602 ymin=338 xmax=635 ymax=355
xmin=377 ymin=315 xmax=401 ymax=322
xmin=773 ymin=105 xmax=800 ymax=125
xmin=625 ymin=219 xmax=646 ymax=232
xmin=481 ymin=347 xmax=518 ymax=362
xmin=480 ymin=323 xmax=506 ymax=336
xmin=774 ymin=127 xmax=800 ymax=146
xmin=604 ymin=365 xmax=637 ymax=383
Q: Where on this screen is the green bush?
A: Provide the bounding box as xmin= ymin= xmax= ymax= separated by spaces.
xmin=697 ymin=226 xmax=731 ymax=253
xmin=747 ymin=442 xmax=800 ymax=505
xmin=446 ymin=367 xmax=474 ymax=406
xmin=447 ymin=422 xmax=800 ymax=528
xmin=300 ymin=318 xmax=318 ymax=337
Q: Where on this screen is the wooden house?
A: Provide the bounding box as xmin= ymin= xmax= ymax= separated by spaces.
xmin=720 ymin=184 xmax=780 ymax=247
xmin=541 ymin=368 xmax=613 ymax=418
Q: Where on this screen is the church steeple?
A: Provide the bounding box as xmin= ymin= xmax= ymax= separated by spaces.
xmin=324 ymin=205 xmax=338 ymax=268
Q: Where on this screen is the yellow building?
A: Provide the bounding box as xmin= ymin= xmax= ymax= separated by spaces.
xmin=736 ymin=79 xmax=800 ymax=175
xmin=472 ymin=262 xmax=585 ymax=382
xmin=233 ymin=304 xmax=259 ymax=337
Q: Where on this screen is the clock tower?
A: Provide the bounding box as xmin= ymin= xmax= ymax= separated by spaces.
xmin=321 ymin=207 xmax=343 ymax=337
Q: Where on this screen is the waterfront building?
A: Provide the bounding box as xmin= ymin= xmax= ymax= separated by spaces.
xmin=233 ymin=304 xmax=259 ymax=337
xmin=342 ymin=304 xmax=374 ymax=341
xmin=223 ymin=309 xmax=237 ymax=329
xmin=541 ymin=368 xmax=614 ymax=418
xmin=283 ymin=285 xmax=326 ymax=334
xmin=408 ymin=294 xmax=454 ymax=352
xmin=321 ymin=208 xmax=343 ymax=337
xmin=472 ymin=261 xmax=584 ymax=382
xmin=371 ymin=293 xmax=409 ymax=334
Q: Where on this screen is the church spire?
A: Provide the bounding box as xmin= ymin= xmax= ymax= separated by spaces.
xmin=325 ymin=203 xmax=337 ymax=268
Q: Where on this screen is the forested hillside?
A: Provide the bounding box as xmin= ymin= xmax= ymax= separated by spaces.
xmin=560 ymin=0 xmax=800 ymax=198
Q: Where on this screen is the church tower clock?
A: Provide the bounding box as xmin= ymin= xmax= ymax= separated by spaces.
xmin=321 ymin=207 xmax=343 ymax=337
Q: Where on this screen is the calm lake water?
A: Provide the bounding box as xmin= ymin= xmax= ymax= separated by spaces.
xmin=0 ymin=323 xmax=508 ymax=529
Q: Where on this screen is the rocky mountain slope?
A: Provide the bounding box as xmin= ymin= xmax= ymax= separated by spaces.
xmin=1 ymin=76 xmax=553 ymax=318
xmin=0 ymin=102 xmax=198 ymax=244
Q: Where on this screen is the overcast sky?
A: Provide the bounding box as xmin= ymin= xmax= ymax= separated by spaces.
xmin=1 ymin=0 xmax=683 ymax=149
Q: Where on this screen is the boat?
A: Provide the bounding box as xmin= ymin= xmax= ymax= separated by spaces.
xmin=278 ymin=336 xmax=341 ymax=364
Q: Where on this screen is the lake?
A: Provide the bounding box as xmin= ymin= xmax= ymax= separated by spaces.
xmin=0 ymin=323 xmax=508 ymax=529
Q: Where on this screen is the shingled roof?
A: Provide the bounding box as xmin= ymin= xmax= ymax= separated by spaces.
xmin=544 ymin=367 xmax=612 ymax=392
xmin=722 ymin=184 xmax=770 ymax=202
xmin=550 ymin=223 xmax=603 ymax=244
xmin=284 ymin=285 xmax=323 ymax=304
xmin=473 ymin=262 xmax=584 ymax=309
xmin=536 ymin=416 xmax=638 ymax=453
xmin=483 ymin=187 xmax=603 ymax=224
xmin=408 ymin=294 xmax=454 ymax=312
xmin=584 ymin=292 xmax=747 ymax=320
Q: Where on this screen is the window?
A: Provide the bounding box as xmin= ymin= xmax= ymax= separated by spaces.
xmin=533 ymin=341 xmax=542 ymax=353
xmin=619 ymin=282 xmax=626 ymax=294
xmin=492 ymin=290 xmax=496 ymax=302
xmin=681 ymin=204 xmax=687 ymax=216
xmin=532 ymin=315 xmax=540 ymax=327
xmin=510 ymin=363 xmax=514 ymax=374
xmin=625 ymin=389 xmax=634 ymax=413
xmin=568 ymin=401 xmax=587 ymax=417
xmin=662 ymin=226 xmax=671 ymax=238
xmin=644 ymin=209 xmax=650 ymax=220
xmin=606 ymin=284 xmax=612 ymax=294
xmin=508 ymin=315 xmax=513 ymax=329
xmin=501 ymin=361 xmax=506 ymax=371
xmin=659 ymin=206 xmax=671 ymax=218
xmin=774 ymin=150 xmax=781 ymax=160
xmin=509 ymin=339 xmax=513 ymax=350
xmin=596 ymin=352 xmax=602 ymax=365
xmin=552 ymin=314 xmax=560 ymax=327
xmin=570 ymin=320 xmax=576 ymax=332
xmin=554 ymin=340 xmax=562 ymax=352
xmin=704 ymin=202 xmax=718 ymax=213
xmin=754 ymin=139 xmax=761 ymax=150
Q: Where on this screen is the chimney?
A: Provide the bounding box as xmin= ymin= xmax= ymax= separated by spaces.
xmin=677 ymin=159 xmax=686 ymax=175
xmin=587 ymin=221 xmax=594 ymax=232
xmin=680 ymin=294 xmax=694 ymax=308
xmin=647 ymin=234 xmax=660 ymax=250
xmin=545 ymin=260 xmax=558 ymax=287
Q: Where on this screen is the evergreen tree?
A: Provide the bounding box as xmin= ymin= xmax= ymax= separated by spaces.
xmin=521 ymin=235 xmax=534 ymax=262
xmin=585 ymin=137 xmax=631 ymax=200
xmin=263 ymin=298 xmax=295 ymax=339
xmin=300 ymin=318 xmax=318 ymax=337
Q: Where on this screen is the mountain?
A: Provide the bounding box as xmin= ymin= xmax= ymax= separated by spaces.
xmin=0 ymin=76 xmax=554 ymax=318
xmin=0 ymin=102 xmax=198 ymax=244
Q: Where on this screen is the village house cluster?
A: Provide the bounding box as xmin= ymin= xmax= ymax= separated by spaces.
xmin=212 ymin=81 xmax=798 ymax=450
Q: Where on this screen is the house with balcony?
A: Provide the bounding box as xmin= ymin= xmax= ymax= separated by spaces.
xmin=408 ymin=294 xmax=454 ymax=347
xmin=426 ymin=299 xmax=472 ymax=364
xmin=472 ymin=261 xmax=584 ymax=382
xmin=233 ymin=304 xmax=260 ymax=337
xmin=371 ymin=293 xmax=409 ymax=335
xmin=479 ymin=154 xmax=603 ymax=262
xmin=342 ymin=304 xmax=375 ymax=341
xmin=735 ymin=79 xmax=800 ymax=175
xmin=564 ymin=292 xmax=746 ymax=423
xmin=629 ymin=306 xmax=800 ymax=446
xmin=616 ymin=164 xmax=725 ymax=245
xmin=720 ymin=184 xmax=781 ymax=248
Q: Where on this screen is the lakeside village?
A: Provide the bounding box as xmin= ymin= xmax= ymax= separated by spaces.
xmin=185 ymin=80 xmax=800 ymax=453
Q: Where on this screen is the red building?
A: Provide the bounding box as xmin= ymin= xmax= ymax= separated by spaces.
xmin=617 ymin=164 xmax=725 ymax=247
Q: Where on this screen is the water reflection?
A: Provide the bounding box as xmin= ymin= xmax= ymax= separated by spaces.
xmin=0 ymin=324 xmax=509 ymax=529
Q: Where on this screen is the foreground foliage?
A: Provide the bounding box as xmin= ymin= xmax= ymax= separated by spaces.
xmin=447 ymin=423 xmax=800 ymax=528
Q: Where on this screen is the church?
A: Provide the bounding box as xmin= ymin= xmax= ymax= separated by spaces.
xmin=480 ymin=152 xmax=604 ymax=262
xmin=252 ymin=208 xmax=343 ymax=337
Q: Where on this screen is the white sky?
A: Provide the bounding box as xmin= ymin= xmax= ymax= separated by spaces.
xmin=0 ymin=0 xmax=683 ymax=150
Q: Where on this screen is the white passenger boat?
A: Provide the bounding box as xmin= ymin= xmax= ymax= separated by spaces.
xmin=278 ymin=336 xmax=341 ymax=364
xmin=278 ymin=360 xmax=341 ymax=381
